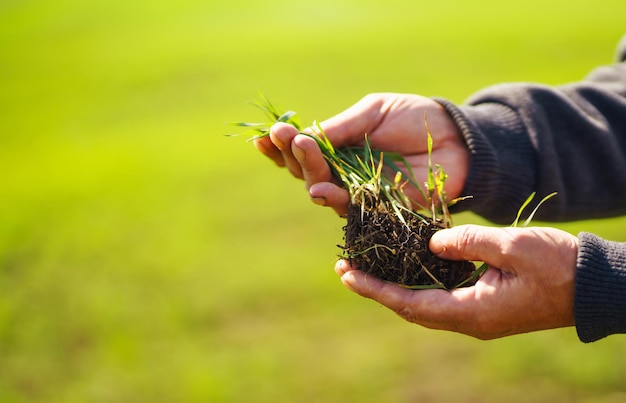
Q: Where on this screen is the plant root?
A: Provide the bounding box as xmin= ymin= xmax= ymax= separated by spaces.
xmin=342 ymin=202 xmax=477 ymax=290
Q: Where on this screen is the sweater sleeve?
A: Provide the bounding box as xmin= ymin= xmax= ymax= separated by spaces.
xmin=435 ymin=35 xmax=626 ymax=224
xmin=576 ymin=232 xmax=626 ymax=342
xmin=434 ymin=36 xmax=626 ymax=343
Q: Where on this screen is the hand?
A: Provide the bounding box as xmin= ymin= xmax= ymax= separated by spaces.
xmin=335 ymin=224 xmax=579 ymax=340
xmin=254 ymin=93 xmax=469 ymax=216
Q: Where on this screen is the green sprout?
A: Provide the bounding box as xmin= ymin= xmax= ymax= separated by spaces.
xmin=231 ymin=94 xmax=558 ymax=291
xmin=511 ymin=191 xmax=558 ymax=228
xmin=230 ymin=94 xmax=453 ymax=227
xmin=432 ymin=191 xmax=559 ymax=290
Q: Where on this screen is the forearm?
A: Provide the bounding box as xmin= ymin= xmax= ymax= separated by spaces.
xmin=435 ymin=99 xmax=536 ymax=223
xmin=436 ymin=36 xmax=626 ymax=224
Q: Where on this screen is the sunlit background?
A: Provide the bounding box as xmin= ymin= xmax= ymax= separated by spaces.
xmin=2 ymin=1 xmax=626 ymax=401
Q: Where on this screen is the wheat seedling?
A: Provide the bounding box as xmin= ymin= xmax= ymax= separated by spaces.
xmin=231 ymin=94 xmax=482 ymax=289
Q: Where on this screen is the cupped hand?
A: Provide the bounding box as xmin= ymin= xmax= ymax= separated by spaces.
xmin=335 ymin=224 xmax=579 ymax=340
xmin=253 ymin=93 xmax=470 ymax=216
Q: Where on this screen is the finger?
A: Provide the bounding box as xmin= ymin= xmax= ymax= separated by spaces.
xmin=253 ymin=136 xmax=285 ymax=167
xmin=269 ymin=122 xmax=303 ymax=179
xmin=334 ymin=259 xmax=353 ymax=277
xmin=340 ymin=267 xmax=437 ymax=312
xmin=429 ymin=224 xmax=515 ymax=269
xmin=338 ymin=264 xmax=475 ymax=331
xmin=312 ymin=94 xmax=388 ymax=146
xmin=292 ymin=134 xmax=333 ymax=189
xmin=309 ymin=182 xmax=350 ymax=216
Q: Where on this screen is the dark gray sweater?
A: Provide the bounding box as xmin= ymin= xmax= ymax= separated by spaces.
xmin=436 ymin=35 xmax=626 ymax=342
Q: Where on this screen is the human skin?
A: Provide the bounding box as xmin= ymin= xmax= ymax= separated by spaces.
xmin=254 ymin=93 xmax=469 ymax=216
xmin=254 ymin=92 xmax=579 ymax=339
xmin=336 ymin=224 xmax=578 ymax=340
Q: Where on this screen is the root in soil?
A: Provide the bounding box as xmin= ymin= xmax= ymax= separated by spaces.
xmin=342 ymin=202 xmax=477 ymax=289
xmin=235 ymin=94 xmax=483 ymax=289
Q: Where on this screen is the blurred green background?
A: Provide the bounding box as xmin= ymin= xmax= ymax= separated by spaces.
xmin=2 ymin=0 xmax=626 ymax=402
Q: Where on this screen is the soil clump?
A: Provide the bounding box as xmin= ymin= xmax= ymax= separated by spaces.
xmin=342 ymin=201 xmax=477 ymax=289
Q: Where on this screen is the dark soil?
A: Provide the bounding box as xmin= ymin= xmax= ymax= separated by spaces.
xmin=342 ymin=201 xmax=477 ymax=289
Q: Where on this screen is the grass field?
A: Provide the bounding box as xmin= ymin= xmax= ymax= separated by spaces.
xmin=2 ymin=0 xmax=626 ymax=402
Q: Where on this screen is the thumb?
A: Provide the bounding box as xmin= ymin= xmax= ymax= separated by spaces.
xmin=311 ymin=94 xmax=389 ymax=147
xmin=429 ymin=224 xmax=514 ymax=268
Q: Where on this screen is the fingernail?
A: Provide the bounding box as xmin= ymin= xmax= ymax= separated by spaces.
xmin=428 ymin=231 xmax=445 ymax=255
xmin=311 ymin=197 xmax=326 ymax=206
xmin=270 ymin=129 xmax=285 ymax=150
xmin=292 ymin=144 xmax=305 ymax=163
xmin=334 ymin=259 xmax=347 ymax=276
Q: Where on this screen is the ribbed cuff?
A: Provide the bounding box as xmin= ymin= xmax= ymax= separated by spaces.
xmin=575 ymin=232 xmax=626 ymax=343
xmin=434 ymin=98 xmax=536 ymax=224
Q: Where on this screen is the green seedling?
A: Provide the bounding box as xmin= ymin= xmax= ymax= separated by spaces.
xmin=231 ymin=94 xmax=456 ymax=227
xmin=232 ymin=95 xmax=481 ymax=290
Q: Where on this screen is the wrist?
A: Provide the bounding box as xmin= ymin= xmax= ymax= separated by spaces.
xmin=433 ymin=98 xmax=536 ymax=224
